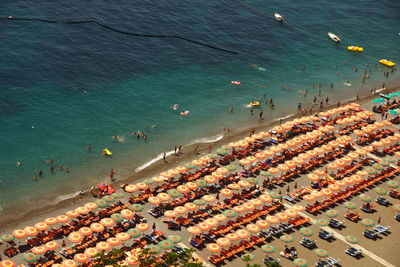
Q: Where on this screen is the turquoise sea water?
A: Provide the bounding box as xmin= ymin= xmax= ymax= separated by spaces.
xmin=0 ymin=0 xmax=399 ymax=214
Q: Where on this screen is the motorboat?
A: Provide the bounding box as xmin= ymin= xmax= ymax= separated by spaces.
xmin=328 ymin=32 xmax=341 ymax=43
xmin=274 ymin=12 xmax=284 ymax=22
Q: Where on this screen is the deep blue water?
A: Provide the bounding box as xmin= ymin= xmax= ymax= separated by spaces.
xmin=0 ymin=0 xmax=399 ymax=213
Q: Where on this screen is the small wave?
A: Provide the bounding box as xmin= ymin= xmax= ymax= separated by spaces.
xmin=375 ymin=87 xmax=385 ymax=93
xmin=271 ymin=113 xmax=295 ymax=123
xmin=188 ymin=133 xmax=224 ymax=146
xmin=54 ymin=190 xmax=84 ymax=203
xmin=135 ymin=150 xmax=175 ymax=172
xmin=134 ymin=134 xmax=224 ymax=172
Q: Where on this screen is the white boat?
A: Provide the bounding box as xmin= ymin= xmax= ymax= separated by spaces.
xmin=328 ymin=32 xmax=341 ymax=43
xmin=274 ymin=12 xmax=284 ymax=22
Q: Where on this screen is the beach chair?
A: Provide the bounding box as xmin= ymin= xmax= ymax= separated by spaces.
xmin=300 ymin=237 xmax=316 ymax=249
xmin=373 ymin=225 xmax=390 ymax=234
xmin=327 ymin=257 xmax=340 ymax=266
xmin=363 ymin=229 xmax=378 ymax=240
xmin=318 ymin=229 xmax=333 ymax=241
xmin=376 ymin=196 xmax=390 ymax=206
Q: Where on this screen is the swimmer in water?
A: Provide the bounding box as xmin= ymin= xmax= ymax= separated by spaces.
xmin=16 ymin=162 xmax=21 ymax=166
xmin=180 ymin=110 xmax=190 ymax=116
xmin=344 ymin=81 xmax=352 ymax=87
xmin=171 ymin=104 xmax=179 ymax=110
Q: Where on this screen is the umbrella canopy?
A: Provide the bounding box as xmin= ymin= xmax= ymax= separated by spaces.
xmin=359 ymin=194 xmax=372 ymax=202
xmin=314 ymin=249 xmax=329 ymax=257
xmin=110 ymin=213 xmax=124 ymax=222
xmin=137 ymin=223 xmax=149 ymax=231
xmin=293 ymin=258 xmax=309 ymax=267
xmin=62 ymin=260 xmax=78 ymax=267
xmin=168 ymin=235 xmax=182 ymax=243
xmin=325 ymin=209 xmax=339 ymax=217
xmin=23 ymin=253 xmax=38 ymax=263
xmin=226 ymin=233 xmax=239 ymax=241
xmin=386 ymin=156 xmax=397 ymax=163
xmin=90 ymin=223 xmax=105 ymax=233
xmin=112 ymin=192 xmax=125 ymax=198
xmin=206 ymin=243 xmax=221 ymax=253
xmin=32 ymin=246 xmax=47 ymax=254
xmin=45 ymin=241 xmax=59 ymax=250
xmin=299 ymin=227 xmax=313 ymax=236
xmin=74 ymin=254 xmax=89 ymax=263
xmin=216 ymin=237 xmax=231 ymax=247
xmin=344 ymin=201 xmax=357 ymax=209
xmin=375 ymin=188 xmax=387 ymax=195
xmin=236 ymin=229 xmax=250 ymax=239
xmin=84 ymin=247 xmax=99 ymax=258
xmin=361 ymin=218 xmax=375 ymax=227
xmin=0 ymin=260 xmax=15 ymax=267
xmin=241 ymin=254 xmax=255 ymax=261
xmin=261 ymin=245 xmax=275 ymax=253
xmin=106 ymin=237 xmax=121 ymax=247
xmin=223 ymin=210 xmax=237 ymax=217
xmin=279 ymin=234 xmax=294 ymax=242
xmin=195 ymin=179 xmax=207 ymax=188
xmin=315 ymin=219 xmax=329 ymax=226
xmin=387 ymin=181 xmax=399 ymax=188
xmin=102 ymin=195 xmax=115 ymax=202
xmin=1 ymin=234 xmax=15 ymax=242
xmin=167 ymin=189 xmax=182 ymax=198
xmin=393 ymin=204 xmax=400 ymax=212
xmin=372 ymin=163 xmax=384 ymax=170
xmin=68 ymin=232 xmax=83 ymax=243
xmin=266 ymin=215 xmax=279 ymax=224
xmin=345 ymin=235 xmax=359 ymax=244
xmin=148 ymin=245 xmax=161 ymax=254
xmin=96 ymin=241 xmax=111 ymax=252
xmin=129 ymin=204 xmax=144 ymax=212
xmin=269 ymin=192 xmax=282 ymax=199
xmin=128 ymin=228 xmax=141 ymax=238
xmin=193 ymin=199 xmax=207 ymax=206
xmin=95 ymin=199 xmax=108 ymax=208
xmin=116 ymin=232 xmax=131 ymax=241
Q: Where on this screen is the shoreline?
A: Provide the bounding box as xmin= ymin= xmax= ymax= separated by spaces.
xmin=0 ymin=84 xmax=398 ymax=232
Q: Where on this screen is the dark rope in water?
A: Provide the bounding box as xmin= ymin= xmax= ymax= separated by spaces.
xmin=0 ymin=17 xmax=239 ymax=55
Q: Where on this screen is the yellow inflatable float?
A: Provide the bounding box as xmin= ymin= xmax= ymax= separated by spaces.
xmin=249 ymin=101 xmax=261 ymax=107
xmin=347 ymin=46 xmax=363 ymax=52
xmin=103 ymin=148 xmax=112 ymax=156
xmin=379 ymin=59 xmax=396 ymax=67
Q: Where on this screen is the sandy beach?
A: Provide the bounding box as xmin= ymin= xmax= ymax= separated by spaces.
xmin=1 ymin=86 xmax=400 ymax=267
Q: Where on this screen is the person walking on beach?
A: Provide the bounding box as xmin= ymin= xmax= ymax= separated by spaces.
xmin=229 ymin=106 xmax=233 ymax=113
xmin=250 ymin=108 xmax=254 ymax=116
xmin=163 ymin=152 xmax=167 ymax=163
xmin=194 ymin=145 xmax=199 ymax=154
xmin=259 ymin=110 xmax=264 ymax=119
xmin=110 ymin=169 xmax=115 ymax=182
xmin=325 ymin=97 xmax=329 ymax=105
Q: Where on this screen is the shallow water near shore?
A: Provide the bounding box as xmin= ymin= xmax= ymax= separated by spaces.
xmin=0 ymin=0 xmax=399 ymax=218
